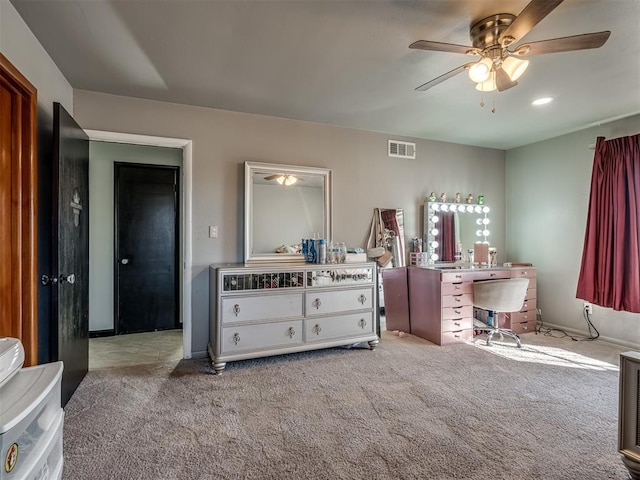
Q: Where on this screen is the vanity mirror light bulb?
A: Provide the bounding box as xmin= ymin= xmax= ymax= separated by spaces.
xmin=431 ymin=241 xmax=439 ymax=248
xmin=474 ymin=206 xmax=482 ymax=213
xmin=431 ymin=204 xmax=440 ymax=211
xmin=482 ymin=218 xmax=490 ymax=225
xmin=466 ymin=205 xmax=475 ymax=213
xmin=431 ymin=215 xmax=439 ymax=223
xmin=450 ymin=205 xmax=457 ymax=212
xmin=482 ymin=206 xmax=490 ymax=213
xmin=431 ymin=228 xmax=439 ymax=236
xmin=482 ymin=229 xmax=490 ymax=237
xmin=476 ymin=218 xmax=483 ymax=225
xmin=441 ymin=204 xmax=449 ymax=212
xmin=476 ymin=230 xmax=483 ymax=236
xmin=431 ymin=253 xmax=439 ymax=261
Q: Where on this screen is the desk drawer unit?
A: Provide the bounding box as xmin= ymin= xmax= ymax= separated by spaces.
xmin=508 ymin=268 xmax=537 ymax=334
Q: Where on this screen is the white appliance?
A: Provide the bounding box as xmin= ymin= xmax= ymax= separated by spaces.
xmin=0 ymin=338 xmax=64 ymax=480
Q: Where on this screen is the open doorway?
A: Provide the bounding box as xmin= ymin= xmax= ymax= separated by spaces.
xmin=86 ymin=133 xmax=193 ymax=369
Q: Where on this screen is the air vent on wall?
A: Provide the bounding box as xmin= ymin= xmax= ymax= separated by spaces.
xmin=388 ymin=140 xmax=416 ymax=159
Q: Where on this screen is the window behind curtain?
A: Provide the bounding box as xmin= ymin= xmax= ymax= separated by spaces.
xmin=576 ymin=134 xmax=640 ymax=313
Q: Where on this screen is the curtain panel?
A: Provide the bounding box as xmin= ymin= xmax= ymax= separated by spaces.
xmin=576 ymin=134 xmax=640 ymax=313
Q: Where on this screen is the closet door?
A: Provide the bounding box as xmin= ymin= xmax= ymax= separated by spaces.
xmin=0 ymin=53 xmax=38 ymax=366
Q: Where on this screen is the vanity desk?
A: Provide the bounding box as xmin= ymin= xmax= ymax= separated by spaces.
xmin=208 ymin=262 xmax=380 ymax=373
xmin=407 ymin=265 xmax=537 ymax=345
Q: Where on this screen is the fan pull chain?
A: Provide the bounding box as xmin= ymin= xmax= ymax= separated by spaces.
xmin=492 ymin=90 xmax=496 ymax=113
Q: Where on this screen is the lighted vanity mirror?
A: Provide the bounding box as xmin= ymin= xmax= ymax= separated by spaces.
xmin=423 ymin=201 xmax=491 ymax=264
xmin=244 ymin=161 xmax=332 ymax=264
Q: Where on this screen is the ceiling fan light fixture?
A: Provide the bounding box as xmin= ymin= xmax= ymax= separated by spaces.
xmin=468 ymin=57 xmax=493 ymax=83
xmin=284 ymin=175 xmax=298 ymax=186
xmin=502 ymin=56 xmax=529 ymax=81
xmin=475 ymin=71 xmax=497 ymax=92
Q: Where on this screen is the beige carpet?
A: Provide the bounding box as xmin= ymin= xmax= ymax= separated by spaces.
xmin=63 ymin=331 xmax=630 ymax=480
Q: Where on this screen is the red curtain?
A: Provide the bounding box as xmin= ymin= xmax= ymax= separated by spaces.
xmin=576 ymin=134 xmax=640 ymax=313
xmin=436 ymin=211 xmax=456 ymax=262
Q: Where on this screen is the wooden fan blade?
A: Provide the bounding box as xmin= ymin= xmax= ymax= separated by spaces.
xmin=500 ymin=0 xmax=564 ymax=45
xmin=415 ymin=63 xmax=473 ymax=91
xmin=514 ymin=31 xmax=611 ymax=55
xmin=409 ymin=40 xmax=476 ymax=55
xmin=495 ymin=67 xmax=518 ymax=92
xmin=264 ymin=174 xmax=281 ymax=180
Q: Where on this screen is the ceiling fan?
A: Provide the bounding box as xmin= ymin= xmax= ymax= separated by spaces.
xmin=264 ymin=174 xmax=302 ymax=186
xmin=410 ymin=0 xmax=610 ymax=92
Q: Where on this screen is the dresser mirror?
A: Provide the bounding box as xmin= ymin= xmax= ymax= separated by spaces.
xmin=245 ymin=161 xmax=332 ymax=264
xmin=423 ymin=201 xmax=490 ymax=264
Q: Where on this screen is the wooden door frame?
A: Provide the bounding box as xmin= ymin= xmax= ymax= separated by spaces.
xmin=0 ymin=53 xmax=38 ymax=366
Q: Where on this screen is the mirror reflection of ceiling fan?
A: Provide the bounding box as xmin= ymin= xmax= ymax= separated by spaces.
xmin=264 ymin=174 xmax=303 ymax=186
xmin=410 ymin=0 xmax=610 ymax=92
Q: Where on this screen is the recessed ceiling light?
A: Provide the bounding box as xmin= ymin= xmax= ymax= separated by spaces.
xmin=531 ymin=97 xmax=554 ymax=106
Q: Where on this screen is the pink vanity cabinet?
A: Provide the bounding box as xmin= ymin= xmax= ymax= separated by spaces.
xmin=407 ymin=266 xmax=537 ymax=345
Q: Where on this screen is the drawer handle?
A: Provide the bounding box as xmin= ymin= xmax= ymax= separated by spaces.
xmin=358 ymin=294 xmax=367 ymax=305
xmin=358 ymin=318 xmax=367 ymax=329
xmin=312 ymin=298 xmax=322 ymax=309
xmin=454 ymin=297 xmax=461 ymax=303
xmin=287 ymin=327 xmax=296 ymax=339
xmin=490 ymin=273 xmax=496 ymax=277
xmin=455 ymin=274 xmax=462 ymax=279
xmin=312 ymin=324 xmax=322 ymax=335
xmin=454 ymin=334 xmax=460 ymax=338
xmin=454 ymin=285 xmax=461 ymax=290
xmin=232 ymin=333 xmax=240 ymax=345
xmin=454 ymin=309 xmax=461 ymax=314
xmin=454 ymin=322 xmax=461 ymax=327
xmin=232 ymin=304 xmax=240 ymax=316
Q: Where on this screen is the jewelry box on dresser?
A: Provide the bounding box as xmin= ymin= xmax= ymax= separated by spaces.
xmin=208 ymin=262 xmax=380 ymax=374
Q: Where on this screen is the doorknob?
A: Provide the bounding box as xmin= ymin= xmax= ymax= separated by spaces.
xmin=121 ymin=258 xmax=130 ymax=265
xmin=41 ymin=274 xmax=58 ymax=286
xmin=60 ymin=274 xmax=75 ymax=284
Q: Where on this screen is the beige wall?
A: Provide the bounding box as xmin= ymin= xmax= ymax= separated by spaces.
xmin=74 ymin=90 xmax=505 ymax=356
xmin=506 ymin=114 xmax=640 ymax=349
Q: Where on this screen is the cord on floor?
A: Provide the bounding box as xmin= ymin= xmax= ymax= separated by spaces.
xmin=536 ymin=309 xmax=600 ymax=341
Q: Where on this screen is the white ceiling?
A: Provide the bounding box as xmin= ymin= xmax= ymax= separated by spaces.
xmin=11 ymin=0 xmax=640 ymax=150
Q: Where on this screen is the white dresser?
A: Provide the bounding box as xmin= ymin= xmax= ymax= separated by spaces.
xmin=209 ymin=262 xmax=380 ymax=373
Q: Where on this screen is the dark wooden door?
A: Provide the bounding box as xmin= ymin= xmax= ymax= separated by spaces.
xmin=115 ymin=164 xmax=179 ymax=334
xmin=53 ymin=102 xmax=89 ymax=406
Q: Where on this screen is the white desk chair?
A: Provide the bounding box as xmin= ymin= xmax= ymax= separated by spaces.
xmin=473 ymin=278 xmax=529 ymax=348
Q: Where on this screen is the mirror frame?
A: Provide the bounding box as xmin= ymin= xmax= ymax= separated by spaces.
xmin=424 ymin=201 xmax=491 ymax=265
xmin=244 ymin=161 xmax=332 ymax=264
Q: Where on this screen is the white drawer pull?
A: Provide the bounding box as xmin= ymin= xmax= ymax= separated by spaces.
xmin=358 ymin=294 xmax=367 ymax=304
xmin=233 ymin=304 xmax=240 ymax=316
xmin=312 ymin=324 xmax=322 ymax=335
xmin=358 ymin=318 xmax=367 ymax=329
xmin=312 ymin=298 xmax=322 ymax=309
xmin=454 ymin=285 xmax=461 ymax=290
xmin=287 ymin=327 xmax=296 ymax=339
xmin=232 ymin=333 xmax=240 ymax=345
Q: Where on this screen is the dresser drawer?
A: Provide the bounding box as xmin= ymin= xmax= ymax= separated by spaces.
xmin=306 ymin=287 xmax=373 ymax=315
xmin=221 ymin=320 xmax=304 ymax=353
xmin=440 ymin=329 xmax=473 ymax=345
xmin=306 ymin=312 xmax=375 ymax=342
xmin=441 ymin=282 xmax=472 ymax=295
xmin=442 ymin=317 xmax=472 ymax=333
xmin=509 ymin=310 xmax=536 ymax=324
xmin=510 ymin=319 xmax=535 ymax=334
xmin=525 ymin=287 xmax=537 ymax=301
xmin=520 ymin=298 xmax=536 ymax=312
xmin=442 ymin=305 xmax=473 ymax=320
xmin=511 ymin=268 xmax=537 ymax=279
xmin=441 ymin=270 xmax=510 ymax=283
xmin=221 ymin=293 xmax=303 ymax=324
xmin=442 ymin=293 xmax=473 ymax=308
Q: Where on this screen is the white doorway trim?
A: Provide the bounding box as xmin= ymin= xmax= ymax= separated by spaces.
xmin=85 ymin=129 xmax=193 ymax=359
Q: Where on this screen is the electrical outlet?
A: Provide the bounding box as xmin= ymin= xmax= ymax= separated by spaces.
xmin=536 ymin=308 xmax=542 ymax=316
xmin=209 ymin=225 xmax=218 ymax=238
xmin=583 ymin=302 xmax=593 ymax=314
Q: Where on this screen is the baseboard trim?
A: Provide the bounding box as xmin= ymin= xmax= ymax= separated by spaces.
xmin=539 ymin=321 xmax=640 ymax=351
xmin=89 ymin=329 xmax=115 ymax=338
